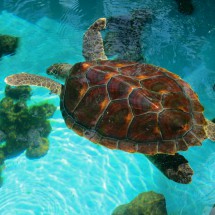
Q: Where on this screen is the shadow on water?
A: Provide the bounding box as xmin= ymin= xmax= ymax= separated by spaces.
xmin=0 ymin=0 xmax=105 ymax=28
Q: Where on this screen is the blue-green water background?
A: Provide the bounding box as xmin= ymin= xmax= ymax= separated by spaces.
xmin=0 ymin=0 xmax=215 ymax=214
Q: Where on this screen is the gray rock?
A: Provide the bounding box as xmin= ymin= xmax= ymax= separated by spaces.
xmin=210 ymin=204 xmax=215 ymax=215
xmin=112 ymin=191 xmax=167 ymax=215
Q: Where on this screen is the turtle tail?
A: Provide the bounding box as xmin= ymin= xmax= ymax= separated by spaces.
xmin=5 ymin=73 xmax=62 ymax=95
xmin=205 ymin=119 xmax=215 ymax=141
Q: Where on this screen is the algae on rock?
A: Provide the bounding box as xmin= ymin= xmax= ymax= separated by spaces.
xmin=0 ymin=85 xmax=56 ymax=186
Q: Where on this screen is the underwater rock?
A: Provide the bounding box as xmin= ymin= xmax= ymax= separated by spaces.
xmin=174 ymin=0 xmax=194 ymax=15
xmin=5 ymin=85 xmax=32 ymax=101
xmin=112 ymin=191 xmax=167 ymax=215
xmin=210 ymin=204 xmax=215 ymax=215
xmin=104 ymin=9 xmax=153 ymax=62
xmin=0 ymin=34 xmax=19 ymax=57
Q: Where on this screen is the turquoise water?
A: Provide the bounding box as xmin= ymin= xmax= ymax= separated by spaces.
xmin=0 ymin=0 xmax=215 ymax=214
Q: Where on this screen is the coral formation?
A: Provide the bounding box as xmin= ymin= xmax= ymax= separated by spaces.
xmin=26 ymin=136 xmax=49 ymax=159
xmin=5 ymin=85 xmax=31 ymax=100
xmin=0 ymin=85 xmax=56 ymax=186
xmin=0 ymin=34 xmax=19 ymax=57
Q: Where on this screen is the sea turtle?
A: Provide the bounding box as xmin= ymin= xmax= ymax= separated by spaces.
xmin=5 ymin=18 xmax=215 ymax=184
xmin=104 ymin=9 xmax=153 ymax=62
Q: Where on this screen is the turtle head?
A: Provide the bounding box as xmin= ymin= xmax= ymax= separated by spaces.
xmin=90 ymin=18 xmax=106 ymax=31
xmin=46 ymin=63 xmax=73 ymax=80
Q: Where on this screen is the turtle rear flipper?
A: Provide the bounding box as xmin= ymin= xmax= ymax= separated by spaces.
xmin=146 ymin=153 xmax=193 ymax=184
xmin=206 ymin=119 xmax=215 ymax=141
xmin=83 ymin=18 xmax=108 ymax=61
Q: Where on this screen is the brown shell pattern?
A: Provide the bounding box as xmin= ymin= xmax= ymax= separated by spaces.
xmin=60 ymin=61 xmax=207 ymax=155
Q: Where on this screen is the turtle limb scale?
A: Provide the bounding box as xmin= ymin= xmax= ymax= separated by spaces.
xmin=145 ymin=153 xmax=193 ymax=184
xmin=82 ymin=18 xmax=108 ymax=61
xmin=205 ymin=119 xmax=215 ymax=141
xmin=5 ymin=73 xmax=63 ymax=96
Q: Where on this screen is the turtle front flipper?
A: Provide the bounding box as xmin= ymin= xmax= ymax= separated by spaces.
xmin=146 ymin=153 xmax=193 ymax=184
xmin=5 ymin=73 xmax=62 ymax=95
xmin=83 ymin=18 xmax=108 ymax=61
